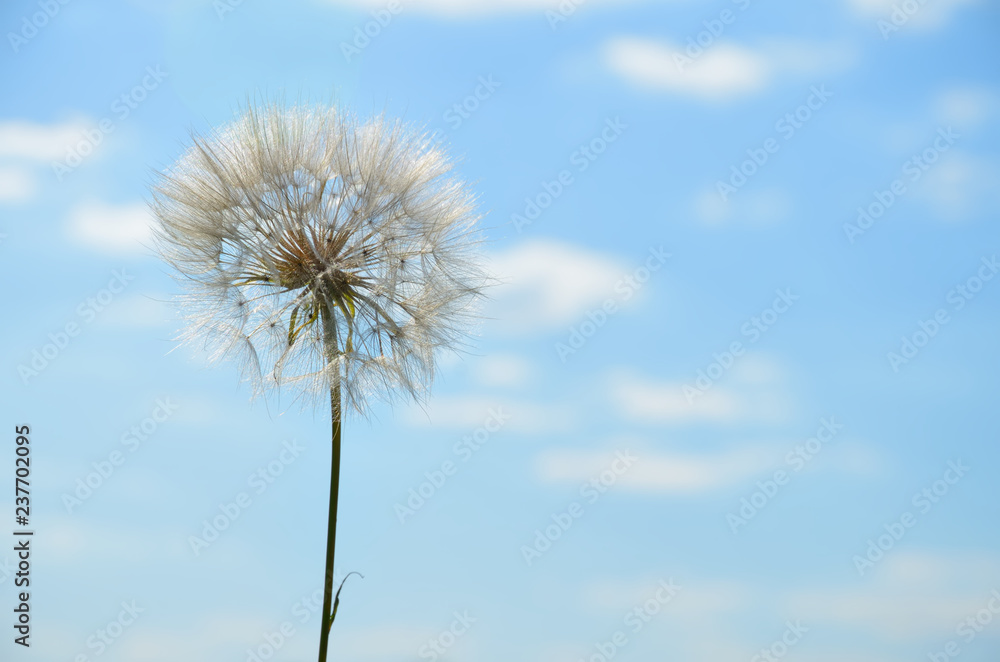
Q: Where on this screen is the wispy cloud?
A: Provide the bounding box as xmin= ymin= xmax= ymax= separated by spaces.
xmin=913 ymin=150 xmax=1000 ymax=221
xmin=609 ymin=359 xmax=791 ymax=425
xmin=0 ymin=119 xmax=92 ymax=161
xmin=933 ymin=86 xmax=997 ymax=130
xmin=66 ymin=201 xmax=155 ymax=255
xmin=407 ymin=393 xmax=576 ymax=433
xmin=603 ymin=37 xmax=855 ymax=100
xmin=694 ymin=187 xmax=794 ymax=226
xmin=0 ymin=165 xmax=38 ymax=204
xmin=535 ymin=445 xmax=776 ymax=493
xmin=846 ymin=0 xmax=977 ymax=30
xmin=0 ymin=119 xmax=94 ymax=205
xmin=788 ymin=551 xmax=1000 ymax=640
xmin=469 ymin=353 xmax=535 ymax=388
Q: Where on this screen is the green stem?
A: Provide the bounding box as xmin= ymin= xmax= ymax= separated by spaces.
xmin=318 ymin=307 xmax=342 ymax=662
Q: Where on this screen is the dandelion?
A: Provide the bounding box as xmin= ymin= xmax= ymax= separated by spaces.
xmin=150 ymin=101 xmax=486 ymax=662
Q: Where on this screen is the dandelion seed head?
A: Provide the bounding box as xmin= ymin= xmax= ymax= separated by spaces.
xmin=151 ymin=101 xmax=487 ymax=416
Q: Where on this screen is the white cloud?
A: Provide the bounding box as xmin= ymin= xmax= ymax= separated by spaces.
xmin=789 ymin=551 xmax=1000 ymax=640
xmin=914 ymin=150 xmax=1000 ymax=221
xmin=694 ymin=187 xmax=793 ymax=226
xmin=487 ymin=239 xmax=628 ymax=334
xmin=569 ymin=553 xmax=999 ymax=662
xmin=407 ymin=393 xmax=576 ymax=433
xmin=610 ymin=363 xmax=790 ymax=425
xmin=0 ymin=120 xmax=98 ymax=204
xmin=67 ymin=201 xmax=155 ymax=254
xmin=0 ymin=119 xmax=92 ymax=161
xmin=934 ymin=86 xmax=996 ymax=130
xmin=470 ymin=353 xmax=534 ymax=387
xmin=880 ymin=550 xmax=1000 ymax=591
xmin=535 ymin=445 xmax=776 ymax=493
xmin=846 ymin=0 xmax=977 ymax=30
xmin=577 ymin=552 xmax=1000 ymax=661
xmin=604 ymin=37 xmax=769 ymax=100
xmin=792 ymin=589 xmax=978 ymax=639
xmin=614 ymin=374 xmax=746 ymax=423
xmin=604 ymin=37 xmax=855 ymax=100
xmin=0 ymin=165 xmax=38 ymax=204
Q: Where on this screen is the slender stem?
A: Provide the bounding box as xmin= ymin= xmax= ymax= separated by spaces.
xmin=318 ymin=307 xmax=342 ymax=662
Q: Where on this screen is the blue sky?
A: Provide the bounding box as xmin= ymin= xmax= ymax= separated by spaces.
xmin=1 ymin=0 xmax=999 ymax=660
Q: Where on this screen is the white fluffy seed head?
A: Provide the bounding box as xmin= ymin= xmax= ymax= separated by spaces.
xmin=151 ymin=101 xmax=487 ymax=417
